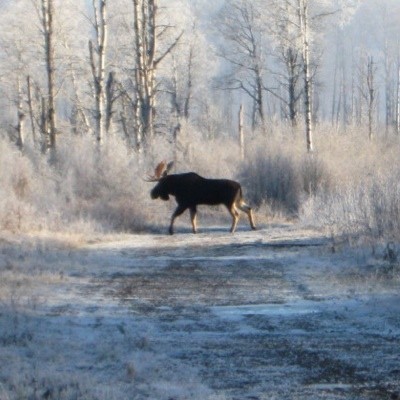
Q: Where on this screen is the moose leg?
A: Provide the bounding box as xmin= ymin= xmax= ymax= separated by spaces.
xmin=169 ymin=205 xmax=187 ymax=235
xmin=238 ymin=201 xmax=256 ymax=230
xmin=189 ymin=206 xmax=198 ymax=233
xmin=227 ymin=204 xmax=240 ymax=233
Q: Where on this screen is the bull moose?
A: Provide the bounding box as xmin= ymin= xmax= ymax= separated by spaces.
xmin=147 ymin=161 xmax=256 ymax=235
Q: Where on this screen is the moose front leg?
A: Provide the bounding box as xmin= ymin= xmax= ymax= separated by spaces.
xmin=227 ymin=204 xmax=240 ymax=233
xmin=169 ymin=205 xmax=187 ymax=235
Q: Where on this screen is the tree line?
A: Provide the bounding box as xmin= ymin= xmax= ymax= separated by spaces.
xmin=1 ymin=0 xmax=399 ymax=158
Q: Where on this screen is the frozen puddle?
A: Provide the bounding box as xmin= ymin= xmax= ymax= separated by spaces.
xmin=212 ymin=301 xmax=320 ymax=320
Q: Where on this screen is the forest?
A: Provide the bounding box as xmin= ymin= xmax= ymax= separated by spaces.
xmin=1 ymin=0 xmax=400 ymax=244
xmin=2 ymin=2 xmax=400 ymax=399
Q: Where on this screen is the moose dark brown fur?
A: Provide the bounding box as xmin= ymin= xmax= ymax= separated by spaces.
xmin=148 ymin=163 xmax=256 ymax=234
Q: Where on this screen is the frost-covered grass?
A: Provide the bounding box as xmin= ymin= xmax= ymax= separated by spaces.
xmin=1 ymin=125 xmax=400 ymax=244
xmin=300 ymin=129 xmax=400 ymax=244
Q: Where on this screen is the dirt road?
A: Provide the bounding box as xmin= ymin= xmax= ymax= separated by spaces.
xmin=0 ymin=224 xmax=399 ymax=399
xmin=90 ymin=224 xmax=400 ymax=399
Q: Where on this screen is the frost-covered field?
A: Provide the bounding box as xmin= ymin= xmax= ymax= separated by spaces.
xmin=0 ymin=224 xmax=399 ymax=399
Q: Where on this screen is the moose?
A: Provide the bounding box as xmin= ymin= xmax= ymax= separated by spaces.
xmin=147 ymin=161 xmax=256 ymax=235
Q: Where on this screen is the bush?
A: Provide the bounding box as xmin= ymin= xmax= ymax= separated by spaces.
xmin=299 ymin=130 xmax=400 ymax=243
xmin=0 ymin=139 xmax=58 ymax=232
xmin=0 ymin=124 xmax=397 ymax=242
xmin=240 ymin=146 xmax=331 ymax=216
xmin=240 ymin=152 xmax=301 ymax=214
xmin=55 ymin=136 xmax=150 ymax=232
xmin=0 ymin=135 xmax=161 ymax=234
xmin=302 ymin=171 xmax=400 ymax=243
xmin=300 ymin=154 xmax=331 ymax=196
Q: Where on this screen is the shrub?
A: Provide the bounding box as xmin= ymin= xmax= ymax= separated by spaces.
xmin=240 ymin=146 xmax=331 ymax=216
xmin=0 ymin=135 xmax=159 ymax=234
xmin=54 ymin=135 xmax=154 ymax=232
xmin=302 ymin=171 xmax=400 ymax=243
xmin=240 ymin=152 xmax=301 ymax=214
xmin=300 ymin=154 xmax=331 ymax=196
xmin=0 ymin=139 xmax=57 ymax=232
xmin=0 ymin=124 xmax=397 ymax=242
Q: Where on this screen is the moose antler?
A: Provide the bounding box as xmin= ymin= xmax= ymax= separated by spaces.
xmin=145 ymin=160 xmax=174 ymax=181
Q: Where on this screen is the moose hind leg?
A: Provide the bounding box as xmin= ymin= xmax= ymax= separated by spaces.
xmin=169 ymin=205 xmax=187 ymax=235
xmin=189 ymin=206 xmax=198 ymax=234
xmin=238 ymin=201 xmax=256 ymax=230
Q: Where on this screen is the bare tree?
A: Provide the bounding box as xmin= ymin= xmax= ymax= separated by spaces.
xmin=216 ymin=0 xmax=266 ymax=130
xmin=40 ymin=0 xmax=57 ymax=154
xmin=331 ymin=28 xmax=351 ymax=129
xmin=360 ymin=56 xmax=377 ymax=141
xmin=298 ymin=0 xmax=313 ymax=152
xmin=89 ymin=0 xmax=108 ymax=145
xmin=268 ymin=0 xmax=302 ymax=128
xmin=26 ymin=75 xmax=37 ymax=144
xmin=165 ymin=39 xmax=196 ymax=150
xmin=15 ymin=78 xmax=25 ymax=150
xmin=396 ymin=56 xmax=400 ymax=135
xmin=132 ymin=0 xmax=183 ymax=150
xmin=238 ymin=104 xmax=245 ymax=160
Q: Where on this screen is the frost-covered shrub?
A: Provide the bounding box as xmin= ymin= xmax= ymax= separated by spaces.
xmin=0 ymin=135 xmax=159 ymax=233
xmin=55 ymin=135 xmax=154 ymax=231
xmin=302 ymin=171 xmax=400 ymax=243
xmin=0 ymin=139 xmax=58 ymax=232
xmin=239 ymin=147 xmax=331 ymax=216
xmin=166 ymin=124 xmax=241 ymax=180
xmin=300 ymin=129 xmax=400 ymax=243
xmin=0 ymin=123 xmax=398 ymax=239
xmin=300 ymin=154 xmax=332 ymax=196
xmin=240 ymin=152 xmax=301 ymax=214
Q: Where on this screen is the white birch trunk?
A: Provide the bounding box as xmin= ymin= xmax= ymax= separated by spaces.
xmin=132 ymin=0 xmax=182 ymax=151
xmin=26 ymin=75 xmax=37 ymax=145
xmin=396 ymin=59 xmax=400 ymax=135
xmin=239 ymin=104 xmax=245 ymax=160
xmin=16 ymin=78 xmax=25 ymax=150
xmin=298 ymin=0 xmax=313 ymax=152
xmin=41 ymin=0 xmax=56 ymax=153
xmin=90 ymin=0 xmax=108 ymax=145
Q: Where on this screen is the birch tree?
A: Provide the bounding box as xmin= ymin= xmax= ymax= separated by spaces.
xmin=163 ymin=21 xmax=206 ymax=136
xmin=40 ymin=0 xmax=57 ymax=154
xmin=132 ymin=0 xmax=183 ymax=150
xmin=89 ymin=0 xmax=108 ymax=145
xmin=360 ymin=56 xmax=377 ymax=140
xmin=298 ymin=0 xmax=313 ymax=152
xmin=216 ymin=0 xmax=267 ymax=130
xmin=15 ymin=78 xmax=25 ymax=150
xmin=0 ymin=1 xmax=51 ymax=150
xmin=396 ymin=57 xmax=400 ymax=134
xmin=330 ymin=28 xmax=351 ymax=128
xmin=268 ymin=0 xmax=302 ymax=128
xmin=0 ymin=19 xmax=31 ymax=149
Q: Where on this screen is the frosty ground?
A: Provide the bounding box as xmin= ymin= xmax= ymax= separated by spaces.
xmin=0 ymin=223 xmax=399 ymax=400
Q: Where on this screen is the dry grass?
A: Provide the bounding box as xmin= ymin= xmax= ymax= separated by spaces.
xmin=0 ymin=125 xmax=399 ymax=243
